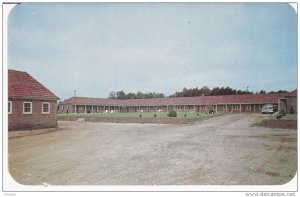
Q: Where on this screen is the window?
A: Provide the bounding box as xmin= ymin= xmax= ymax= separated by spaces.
xmin=42 ymin=102 xmax=50 ymax=114
xmin=232 ymin=104 xmax=240 ymax=110
xmin=23 ymin=102 xmax=32 ymax=114
xmin=247 ymin=105 xmax=251 ymax=110
xmin=8 ymin=101 xmax=12 ymax=114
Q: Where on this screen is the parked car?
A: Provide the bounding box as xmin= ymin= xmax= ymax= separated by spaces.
xmin=261 ymin=104 xmax=278 ymax=114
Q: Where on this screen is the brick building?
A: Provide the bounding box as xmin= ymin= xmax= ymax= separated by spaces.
xmin=8 ymin=69 xmax=60 ymax=130
xmin=278 ymin=89 xmax=297 ymax=114
xmin=58 ymin=91 xmax=296 ymax=114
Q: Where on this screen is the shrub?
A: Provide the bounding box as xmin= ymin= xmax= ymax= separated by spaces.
xmin=184 ymin=114 xmax=187 ymax=117
xmin=154 ymin=113 xmax=157 ymax=118
xmin=280 ymin=109 xmax=286 ymax=116
xmin=139 ymin=114 xmax=142 ymax=118
xmin=276 ymin=114 xmax=283 ymax=119
xmin=197 ymin=113 xmax=200 ymax=116
xmin=167 ymin=110 xmax=177 ymax=117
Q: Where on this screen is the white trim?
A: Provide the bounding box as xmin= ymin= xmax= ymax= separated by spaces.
xmin=8 ymin=101 xmax=12 ymax=114
xmin=23 ymin=102 xmax=32 ymax=114
xmin=42 ymin=102 xmax=50 ymax=114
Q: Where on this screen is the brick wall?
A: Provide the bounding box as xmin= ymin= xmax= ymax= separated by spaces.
xmin=8 ymin=99 xmax=58 ymax=131
xmin=287 ymin=97 xmax=297 ymax=114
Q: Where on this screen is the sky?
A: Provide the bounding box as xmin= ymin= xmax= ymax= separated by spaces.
xmin=7 ymin=3 xmax=297 ymax=100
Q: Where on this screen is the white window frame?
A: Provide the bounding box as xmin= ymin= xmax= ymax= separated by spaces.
xmin=247 ymin=105 xmax=251 ymax=110
xmin=42 ymin=102 xmax=50 ymax=114
xmin=23 ymin=102 xmax=32 ymax=114
xmin=8 ymin=101 xmax=12 ymax=114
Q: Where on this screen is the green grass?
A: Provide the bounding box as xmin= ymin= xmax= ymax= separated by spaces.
xmin=265 ymin=114 xmax=297 ymax=121
xmin=58 ymin=112 xmax=224 ymax=121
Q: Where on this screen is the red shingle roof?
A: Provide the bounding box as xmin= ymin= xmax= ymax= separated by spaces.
xmin=285 ymin=89 xmax=297 ymax=97
xmin=8 ymin=69 xmax=59 ymax=100
xmin=62 ymin=93 xmax=287 ymax=106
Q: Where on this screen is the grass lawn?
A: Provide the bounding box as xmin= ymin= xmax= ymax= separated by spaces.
xmin=58 ymin=112 xmax=224 ymax=121
xmin=265 ymin=114 xmax=297 ymax=121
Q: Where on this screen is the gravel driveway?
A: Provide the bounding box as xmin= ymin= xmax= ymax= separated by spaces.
xmin=8 ymin=113 xmax=297 ymax=185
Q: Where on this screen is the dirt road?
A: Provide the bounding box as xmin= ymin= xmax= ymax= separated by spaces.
xmin=8 ymin=113 xmax=297 ymax=185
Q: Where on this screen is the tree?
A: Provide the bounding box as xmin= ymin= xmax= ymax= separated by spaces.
xmin=127 ymin=92 xmax=136 ymax=99
xmin=117 ymin=90 xmax=126 ymax=99
xmin=259 ymin=90 xmax=266 ymax=94
xmin=136 ymin=92 xmax=144 ymax=99
xmin=108 ymin=91 xmax=116 ymax=99
xmin=199 ymin=86 xmax=211 ymax=96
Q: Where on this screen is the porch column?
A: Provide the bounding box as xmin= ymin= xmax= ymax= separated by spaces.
xmin=92 ymin=106 xmax=94 ymax=113
xmin=216 ymin=104 xmax=218 ymax=113
xmin=240 ymin=104 xmax=242 ymax=113
xmin=85 ymin=105 xmax=87 ymax=113
xmin=74 ymin=105 xmax=77 ymax=113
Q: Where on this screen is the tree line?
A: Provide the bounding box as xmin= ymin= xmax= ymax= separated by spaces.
xmin=108 ymin=86 xmax=288 ymax=99
xmin=108 ymin=90 xmax=165 ymax=100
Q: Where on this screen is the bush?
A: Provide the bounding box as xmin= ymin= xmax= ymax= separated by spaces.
xmin=154 ymin=113 xmax=157 ymax=118
xmin=276 ymin=114 xmax=283 ymax=119
xmin=139 ymin=114 xmax=142 ymax=118
xmin=197 ymin=113 xmax=200 ymax=116
xmin=184 ymin=113 xmax=187 ymax=117
xmin=167 ymin=110 xmax=177 ymax=117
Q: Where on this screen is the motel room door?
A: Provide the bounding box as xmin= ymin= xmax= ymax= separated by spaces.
xmin=241 ymin=105 xmax=246 ymax=112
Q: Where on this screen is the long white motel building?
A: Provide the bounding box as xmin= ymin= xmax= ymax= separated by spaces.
xmin=58 ymin=90 xmax=297 ymax=114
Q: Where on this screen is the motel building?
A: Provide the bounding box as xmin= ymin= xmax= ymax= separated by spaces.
xmin=8 ymin=69 xmax=60 ymax=130
xmin=58 ymin=91 xmax=297 ymax=114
